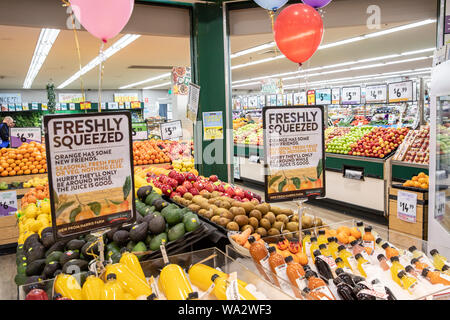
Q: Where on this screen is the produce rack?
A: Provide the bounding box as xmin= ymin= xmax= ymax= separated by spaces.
xmin=391 ymin=160 xmax=429 ymax=183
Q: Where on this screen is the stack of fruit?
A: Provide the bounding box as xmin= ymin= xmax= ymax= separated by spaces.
xmin=171 ymin=158 xmax=195 ymax=173
xmin=349 ymin=127 xmax=408 ymax=158
xmin=21 ymin=185 xmax=50 ymax=209
xmin=161 ymin=140 xmax=193 ymax=161
xmin=351 ymin=116 xmax=370 ymax=126
xmin=393 ymin=126 xmax=429 ymax=164
xmin=0 ymin=142 xmax=47 ymax=176
xmin=23 ymin=177 xmax=48 ymax=188
xmin=403 ymin=172 xmax=429 ymax=190
xmin=233 ymin=123 xmax=263 ymax=145
xmin=16 ymin=198 xmax=52 ymax=245
xmin=233 ymin=118 xmax=247 ymax=129
xmin=325 ymin=127 xmax=351 ymax=144
xmin=132 ymin=140 xmax=171 ymax=166
xmin=326 ymin=126 xmax=373 ymax=155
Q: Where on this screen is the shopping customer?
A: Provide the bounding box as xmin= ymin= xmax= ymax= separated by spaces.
xmin=0 ymin=116 xmax=15 ymax=148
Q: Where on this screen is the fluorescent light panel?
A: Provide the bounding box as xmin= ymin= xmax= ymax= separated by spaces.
xmin=143 ymin=81 xmax=171 ymax=90
xmin=57 ymin=34 xmax=141 ymax=89
xmin=23 ymin=28 xmax=60 ymax=89
xmin=119 ymin=72 xmax=171 ymax=90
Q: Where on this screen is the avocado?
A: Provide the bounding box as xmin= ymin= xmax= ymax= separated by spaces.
xmin=106 ymin=242 xmax=121 ymax=255
xmin=45 ymin=251 xmax=63 ymax=264
xmin=152 ymin=198 xmax=168 ymax=212
xmin=143 ymin=213 xmax=155 ymax=225
xmin=148 ymin=215 xmax=166 ymax=234
xmin=14 ymin=273 xmax=28 ymax=287
xmin=40 ymin=232 xmax=55 ymax=249
xmin=161 ymin=203 xmax=178 ymax=217
xmin=16 ymin=244 xmax=25 ymax=256
xmin=66 ymin=239 xmax=85 ymax=251
xmin=112 ymin=230 xmax=130 ymax=245
xmin=184 ymin=215 xmax=200 ymax=232
xmin=137 ymin=186 xmax=153 ymax=201
xmin=26 ymin=259 xmax=46 ymax=276
xmin=110 ymin=251 xmax=122 ymax=264
xmin=81 ymin=241 xmax=99 ymax=258
xmin=40 ymin=227 xmax=53 ymax=237
xmin=149 ymin=233 xmax=168 ymax=251
xmin=119 ymin=223 xmax=133 ymax=232
xmin=23 ymin=276 xmax=46 ymax=294
xmin=136 ymin=212 xmax=144 ymax=224
xmin=43 ymin=261 xmax=61 ymax=279
xmin=153 ymin=211 xmax=162 ymax=218
xmin=84 ymin=234 xmax=98 ymax=243
xmin=16 ymin=254 xmax=27 ymax=266
xmin=168 ymin=223 xmax=185 ymax=242
xmin=130 ymin=222 xmax=148 ymax=242
xmin=24 ymin=233 xmax=41 ymax=252
xmin=165 ymin=209 xmax=183 ymax=226
xmin=59 ymin=250 xmax=80 ymax=266
xmin=145 ymin=193 xmax=160 ymax=206
xmin=17 ymin=261 xmax=27 ymax=275
xmin=26 ymin=243 xmax=46 ymax=263
xmin=132 ymin=241 xmax=147 ymax=253
xmin=182 ymin=213 xmax=197 ymax=224
xmin=106 ymin=226 xmax=120 ymax=241
xmin=126 ymin=240 xmax=136 ymax=252
xmin=45 ymin=241 xmax=66 ymax=257
xmin=62 ymin=259 xmax=88 ymax=273
xmin=145 ymin=234 xmax=153 ymax=246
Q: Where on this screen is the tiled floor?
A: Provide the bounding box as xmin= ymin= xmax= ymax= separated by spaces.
xmin=0 ymin=183 xmax=386 ymax=300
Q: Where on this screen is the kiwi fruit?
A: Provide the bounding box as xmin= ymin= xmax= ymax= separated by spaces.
xmin=282 ymin=230 xmax=294 ymax=240
xmin=241 ymin=225 xmax=254 ymax=233
xmin=270 ymin=206 xmax=282 ymax=215
xmin=173 ymin=196 xmax=182 ymax=202
xmin=259 ymin=218 xmax=271 ymax=230
xmin=272 ymin=221 xmax=284 ymax=231
xmin=226 ymin=222 xmax=239 ymax=231
xmin=313 ymin=217 xmax=323 ymax=227
xmin=286 ymin=222 xmax=299 ymax=232
xmin=290 ymin=214 xmax=299 ymax=222
xmin=183 ymin=192 xmax=193 ymax=200
xmin=230 ymin=207 xmax=246 ymax=217
xmin=234 ymin=215 xmax=249 ymax=227
xmin=220 ymin=211 xmax=234 ymax=220
xmin=255 ymin=227 xmax=267 ymax=237
xmin=218 ymin=217 xmax=231 ymax=227
xmin=248 ymin=217 xmax=259 ymax=229
xmin=256 ymin=203 xmax=270 ymax=215
xmin=281 ymin=208 xmax=294 ymax=216
xmin=211 ymin=216 xmax=221 ymax=224
xmin=264 ymin=212 xmax=276 ymax=225
xmin=301 ymin=215 xmax=314 ymax=229
xmin=249 ymin=209 xmax=262 ymax=221
xmin=240 ymin=202 xmax=255 ymax=214
xmin=268 ymin=228 xmax=280 ymax=236
xmin=187 ymin=204 xmax=201 ymax=212
xmin=276 ymin=214 xmax=289 ymax=224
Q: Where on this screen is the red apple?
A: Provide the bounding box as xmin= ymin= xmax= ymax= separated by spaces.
xmin=186 ymin=172 xmax=196 ymax=182
xmin=176 ymin=186 xmax=188 ymax=196
xmin=226 ymin=188 xmax=236 ymax=197
xmin=162 ymin=184 xmax=173 ymax=196
xmin=204 ymin=183 xmax=214 ymax=193
xmin=233 ymin=196 xmax=242 ymax=201
xmin=189 ymin=188 xmax=199 ymax=196
xmin=168 ymin=170 xmax=178 ymax=179
xmin=182 ymin=181 xmax=192 ymax=190
xmin=209 ymin=175 xmax=219 ymax=182
xmin=235 ymin=188 xmax=245 ymax=198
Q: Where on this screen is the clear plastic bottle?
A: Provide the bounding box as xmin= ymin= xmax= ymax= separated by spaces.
xmin=350 ymin=240 xmax=370 ymax=261
xmin=309 ymin=237 xmax=320 ymax=262
xmin=188 ymin=263 xmax=247 ymax=292
xmin=159 ymin=263 xmax=194 ymax=300
xmin=335 ymin=268 xmax=356 ymax=287
xmin=313 ymin=250 xmax=334 ymax=280
xmin=305 ymin=270 xmax=335 ymax=300
xmin=390 ymin=256 xmax=405 ymax=287
xmin=82 ymin=271 xmax=105 ymax=300
xmin=327 ymin=237 xmax=339 ymax=259
xmin=317 ymin=229 xmax=328 ymax=246
xmin=362 ymin=226 xmax=375 ymax=255
xmin=411 ymin=257 xmax=430 ymax=271
xmin=397 ymin=270 xmax=419 ymax=295
xmin=54 ymin=271 xmax=83 ymax=300
xmin=333 ymin=277 xmax=357 ymax=300
xmin=338 ymin=245 xmax=357 ymax=271
xmin=421 ymin=268 xmax=450 ymax=285
xmin=356 ymin=221 xmax=365 ymax=237
xmin=101 ymin=273 xmax=125 ymax=300
xmin=210 ymin=274 xmax=256 ymax=300
xmin=105 ymin=263 xmax=152 ymax=298
xmin=319 ymin=243 xmax=332 ymax=258
xmin=335 ymin=257 xmax=353 ymax=275
xmin=285 ymin=255 xmax=305 ymax=299
xmin=430 ymin=249 xmax=450 ymax=271
xmin=381 ymin=243 xmax=399 ymax=260
xmin=355 ymin=253 xmax=371 ymax=278
xmin=119 ymin=249 xmax=147 ymax=284
xmin=377 ymin=254 xmax=391 ymax=271
xmin=248 ymin=236 xmax=272 ymax=282
xmin=302 ymin=231 xmax=312 ymax=257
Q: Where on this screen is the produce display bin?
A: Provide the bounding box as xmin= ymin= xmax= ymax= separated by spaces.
xmin=226 ymin=219 xmax=450 ymax=300
xmin=19 ymin=247 xmax=294 ymax=300
xmin=391 ymin=160 xmax=429 ymax=183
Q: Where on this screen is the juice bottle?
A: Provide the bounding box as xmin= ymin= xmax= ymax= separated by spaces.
xmin=375 ymin=237 xmax=384 ymax=249
xmin=210 ymin=274 xmax=256 ymax=300
xmin=370 ymin=279 xmax=396 ymax=300
xmin=119 ymin=250 xmax=147 ymax=284
xmin=327 ymin=237 xmax=339 ymax=259
xmin=335 ymin=257 xmax=353 ymax=275
xmin=355 ymin=253 xmax=371 ymax=278
xmin=397 ymin=270 xmax=419 ymax=295
xmin=268 ymin=246 xmax=291 ymax=291
xmin=302 ymin=230 xmax=312 ymax=257
xmin=284 ymin=255 xmax=305 ymax=299
xmin=104 ymin=263 xmax=152 ymax=298
xmin=305 ymin=270 xmax=335 ymax=300
xmin=188 ymin=263 xmax=247 ymax=291
xmin=319 ymin=244 xmax=332 ymax=258
xmin=442 ymin=265 xmax=450 ymax=276
xmin=159 ymin=263 xmax=194 ymax=300
xmin=312 ymin=250 xmax=334 ymax=280
xmin=317 ymin=229 xmax=328 ymax=246
xmin=350 ymin=240 xmax=370 ymax=261
xmin=376 ymin=254 xmax=391 ymax=271
xmin=338 ymin=245 xmax=358 ymax=271
xmin=430 ymin=249 xmax=450 ymax=271
xmin=81 ymin=271 xmax=104 ymax=300
xmin=309 ymin=237 xmax=320 ymax=262
xmin=362 ymin=226 xmax=375 ymax=255
xmin=248 ymin=236 xmax=272 ymax=282
xmin=333 ymin=277 xmax=357 ymax=300
xmin=335 ymin=268 xmax=356 ymax=287
xmin=101 ymin=274 xmax=125 ymax=300
xmin=356 ymin=221 xmax=365 ymax=237
xmin=381 ymin=243 xmax=399 ymax=260
xmin=53 ymin=272 xmax=83 ymax=300
xmin=411 ymin=257 xmax=430 ymax=271
xmin=421 ymin=268 xmax=450 ymax=285
xmin=390 ymin=256 xmax=405 ymax=287
xmin=301 ymin=287 xmax=320 ymax=300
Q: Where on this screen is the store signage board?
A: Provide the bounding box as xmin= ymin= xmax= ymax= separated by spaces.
xmin=10 ymin=127 xmax=42 ymax=148
xmin=332 ymin=88 xmax=341 ymax=105
xmin=276 ymin=94 xmax=283 ymax=106
xmin=160 ymin=120 xmax=183 ymax=141
xmin=0 ymin=191 xmax=18 ymax=217
xmin=202 ymin=111 xmax=224 ymax=140
xmin=233 ymin=157 xmax=240 ymax=180
xmin=315 ymin=89 xmax=332 ymax=105
xmin=307 ymin=90 xmax=316 ymax=105
xmin=0 ymin=93 xmax=21 ymax=105
xmin=69 ymin=103 xmax=75 ymax=111
xmin=286 ymin=93 xmax=293 ymax=106
xmin=435 ymin=191 xmax=446 ymax=221
xmin=59 ymin=93 xmax=83 ymax=103
xmin=114 ymin=93 xmax=139 ymax=103
xmin=388 ymin=81 xmax=413 ymax=103
xmin=108 ymin=102 xmax=118 ymax=110
xmin=44 ymin=112 xmax=135 ymax=239
xmin=341 ymin=87 xmax=361 ymax=105
xmin=187 ymin=83 xmax=200 ymax=122
xmin=131 ymin=122 xmax=148 ymax=141
xmin=258 ymin=95 xmax=265 ymax=108
xmin=172 ymin=67 xmax=191 ymax=96
xmin=263 ymin=106 xmax=325 ymax=202
xmin=366 ymin=84 xmax=387 ymax=104
xmin=397 ymin=191 xmax=417 ymax=223
xmin=293 ymin=92 xmax=307 ymax=106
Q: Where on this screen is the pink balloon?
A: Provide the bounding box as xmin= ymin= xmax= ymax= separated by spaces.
xmin=70 ymin=0 xmax=134 ymax=42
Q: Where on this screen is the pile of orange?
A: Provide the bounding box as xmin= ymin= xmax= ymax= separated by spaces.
xmin=21 ymin=184 xmax=49 ymax=209
xmin=132 ymin=140 xmax=171 ymax=166
xmin=0 ymin=142 xmax=47 ymax=176
xmin=320 ymin=225 xmax=361 ymax=245
xmin=403 ymin=172 xmax=429 ymax=189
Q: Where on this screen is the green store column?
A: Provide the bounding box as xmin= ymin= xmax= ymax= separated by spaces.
xmin=192 ymin=3 xmax=232 ymax=182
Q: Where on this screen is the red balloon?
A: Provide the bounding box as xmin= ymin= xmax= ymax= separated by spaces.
xmin=274 ymin=4 xmax=324 ymax=64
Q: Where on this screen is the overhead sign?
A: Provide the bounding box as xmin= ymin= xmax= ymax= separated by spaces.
xmin=132 ymin=122 xmax=148 ymax=141
xmin=59 ymin=93 xmax=83 ymax=103
xmin=44 ymin=112 xmax=135 ymax=239
xmin=263 ymin=106 xmax=325 ymax=202
xmin=187 ymin=83 xmax=200 ymax=122
xmin=388 ymin=81 xmax=413 ymax=103
xmin=293 ymin=92 xmax=307 ymax=106
xmin=366 ymin=84 xmax=387 ymax=104
xmin=114 ymin=93 xmax=139 ymax=103
xmin=0 ymin=191 xmax=18 ymax=216
xmin=307 ymin=90 xmax=316 ymax=105
xmin=261 ymin=78 xmax=282 ymax=94
xmin=0 ymin=93 xmax=21 ymax=105
xmin=341 ymin=87 xmax=361 ymax=105
xmin=248 ymin=96 xmax=258 ymax=108
xmin=258 ymin=95 xmax=266 ymax=108
xmin=202 ymin=111 xmax=223 ymax=140
xmin=160 ymin=120 xmax=183 ymax=140
xmin=332 ymin=88 xmax=341 ymax=105
xmin=108 ymin=102 xmax=118 ymax=110
xmin=10 ymin=127 xmax=42 ymax=148
xmin=315 ymin=89 xmax=332 ymax=105
xmin=397 ymin=190 xmax=417 ymax=223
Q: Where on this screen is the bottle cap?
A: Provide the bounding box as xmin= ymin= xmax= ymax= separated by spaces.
xmin=335 ymin=257 xmax=343 ymax=264
xmin=107 ymin=273 xmax=117 ymax=280
xmin=302 ymin=287 xmax=311 ymax=294
xmin=371 ymin=279 xmax=380 ymax=285
xmin=335 ymin=268 xmax=344 ymax=275
xmin=390 ymin=256 xmax=400 ymax=263
xmin=53 ymin=293 xmax=62 ymax=299
xmin=248 ymin=236 xmax=255 ymax=244
xmin=397 ymin=270 xmax=406 ymax=279
xmin=53 ymin=270 xmax=62 ymax=277
xmin=303 ymin=265 xmax=311 ymax=271
xmin=408 ymin=246 xmax=417 ymax=253
xmin=313 ymin=250 xmax=322 ymax=257
xmin=410 ymin=258 xmax=419 ymax=265
xmin=268 ymin=246 xmax=276 ymax=253
xmin=305 ymin=270 xmax=315 ymax=279
xmin=356 ymin=221 xmax=363 ymax=227
xmin=421 ymin=268 xmax=430 ymax=277
xmin=364 ymin=226 xmax=372 ymax=232
xmin=303 ymin=230 xmax=311 ymax=236
xmin=120 ymin=247 xmax=130 ymax=254
xmin=310 ymin=236 xmax=317 ymax=242
xmin=318 ymin=230 xmax=325 ymax=235
xmin=333 ymin=277 xmax=343 ymax=286
xmin=327 ymin=237 xmax=335 ymax=242
xmin=430 ymin=249 xmax=439 ymax=256
xmin=187 ymin=292 xmax=199 ymax=300
xmin=405 ymin=265 xmax=414 ymax=273
xmin=338 ymin=245 xmax=346 ymax=252
xmin=375 ymin=238 xmax=383 ymax=245
xmin=318 ymin=244 xmax=327 ymax=250
xmin=377 ymin=254 xmax=386 ymax=261
xmin=355 ymin=253 xmax=363 ymax=260
xmin=350 ymin=240 xmax=358 ymax=246
xmin=211 ymin=274 xmax=220 ymax=282
xmin=443 ymin=265 xmax=449 ymax=272
xmin=147 ymin=293 xmax=157 ymax=300
xmin=284 ymin=255 xmax=294 ymax=263
xmin=381 ymin=243 xmax=390 ymax=250
xmin=353 ymin=276 xmax=366 ymax=284
xmin=86 ymin=271 xmax=96 ymax=277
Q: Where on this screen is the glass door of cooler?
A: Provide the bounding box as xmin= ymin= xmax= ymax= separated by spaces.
xmin=429 ymin=60 xmax=450 ymax=256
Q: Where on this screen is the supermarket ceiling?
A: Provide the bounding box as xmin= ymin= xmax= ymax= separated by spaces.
xmin=0 ymin=0 xmax=438 ymax=91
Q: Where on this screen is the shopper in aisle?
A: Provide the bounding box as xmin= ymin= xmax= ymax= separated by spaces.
xmin=246 ymin=113 xmax=255 ymax=124
xmin=0 ymin=116 xmax=15 ymax=148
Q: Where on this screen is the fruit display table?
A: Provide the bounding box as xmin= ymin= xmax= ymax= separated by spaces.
xmin=391 ymin=160 xmax=429 ymax=183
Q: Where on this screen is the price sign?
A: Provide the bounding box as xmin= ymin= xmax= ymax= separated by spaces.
xmin=435 ymin=191 xmax=446 ymax=221
xmin=233 ymin=157 xmax=240 ymax=179
xmin=108 ymin=102 xmax=118 ymax=110
xmin=202 ymin=111 xmax=223 ymax=140
xmin=341 ymin=87 xmax=361 ymax=105
xmin=258 ymin=95 xmax=266 ymax=108
xmin=31 ymin=103 xmax=39 ymax=110
xmin=69 ymin=103 xmax=76 ymax=111
xmin=388 ymin=81 xmax=413 ymax=103
xmin=187 ymin=83 xmax=200 ymax=122
xmin=10 ymin=127 xmax=42 ymax=147
xmin=131 ymin=123 xmax=148 ymax=141
xmin=22 ymin=103 xmax=29 ymax=111
xmin=160 ymin=120 xmax=183 ymax=140
xmin=60 ymin=103 xmax=67 ymax=111
xmin=131 ymin=101 xmax=141 ymax=109
xmin=15 ymin=104 xmax=22 ymax=111
xmin=276 ymin=94 xmax=283 ymax=106
xmin=124 ymin=102 xmax=131 ymax=109
xmin=286 ymin=93 xmax=293 ymax=106
xmin=366 ymin=84 xmax=387 ymax=103
xmin=118 ymin=102 xmax=125 ymax=109
xmin=8 ymin=104 xmax=16 ymax=111
xmin=397 ymin=191 xmax=417 ymax=223
xmin=307 ymin=90 xmax=316 ymax=105
xmin=0 ymin=191 xmax=18 ymax=217
xmin=388 ymin=113 xmax=397 ymax=125
xmin=249 ymin=155 xmax=259 ymax=163
xmin=248 ymin=96 xmax=258 ymax=108
xmin=293 ymin=92 xmax=307 ymax=106
xmin=315 ymin=89 xmax=332 ymax=105
xmin=332 ymin=88 xmax=341 ymax=104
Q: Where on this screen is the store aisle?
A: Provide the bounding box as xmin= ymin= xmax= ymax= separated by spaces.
xmin=0 ymin=254 xmax=17 ymax=300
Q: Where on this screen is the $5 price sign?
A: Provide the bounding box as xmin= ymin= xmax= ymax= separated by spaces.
xmin=160 ymin=121 xmax=182 ymax=140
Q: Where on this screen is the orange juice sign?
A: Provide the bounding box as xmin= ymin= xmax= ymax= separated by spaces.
xmin=263 ymin=106 xmax=325 ymax=202
xmin=44 ymin=112 xmax=135 ymax=239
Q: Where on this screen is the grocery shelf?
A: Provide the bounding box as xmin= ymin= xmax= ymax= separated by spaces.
xmin=233 ymin=144 xmax=264 ymax=158
xmin=391 ymin=160 xmax=429 ymax=182
xmin=325 ymin=153 xmax=385 ymax=179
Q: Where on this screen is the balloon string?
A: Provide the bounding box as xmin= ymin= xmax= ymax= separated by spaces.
xmin=268 ymin=10 xmax=279 ymax=56
xmin=98 ymin=42 xmax=105 ymax=112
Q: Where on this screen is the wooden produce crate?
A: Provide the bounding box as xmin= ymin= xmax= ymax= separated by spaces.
xmin=0 ymin=215 xmax=18 ymax=246
xmin=388 ymin=186 xmax=428 ymax=240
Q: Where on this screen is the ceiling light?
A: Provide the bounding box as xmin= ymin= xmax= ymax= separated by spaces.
xmin=119 ymin=72 xmax=171 ymax=89
xmin=57 ymin=34 xmax=141 ymax=89
xmin=231 ymin=42 xmax=275 ymax=59
xmin=23 ymin=28 xmax=60 ymax=89
xmin=231 ymin=55 xmax=284 ymax=70
xmin=143 ymin=81 xmax=171 ymax=90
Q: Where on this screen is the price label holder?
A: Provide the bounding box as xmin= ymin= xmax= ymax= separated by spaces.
xmin=131 ymin=123 xmax=148 ymax=141
xmin=343 ymin=166 xmax=364 ymax=181
xmin=249 ymin=155 xmax=260 ymax=163
xmin=435 ymin=191 xmax=446 ymax=221
xmin=397 ymin=191 xmax=417 ymax=223
xmin=341 ymin=87 xmax=361 ymax=105
xmin=160 ymin=120 xmax=182 ymax=141
xmin=388 ymin=81 xmax=413 ymax=103
xmin=366 ymin=84 xmax=387 ymax=104
xmin=10 ymin=127 xmax=42 ymax=148
xmin=0 ymin=191 xmax=18 ymax=217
